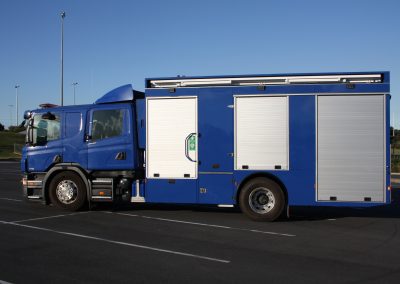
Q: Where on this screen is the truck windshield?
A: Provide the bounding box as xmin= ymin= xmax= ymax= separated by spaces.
xmin=28 ymin=113 xmax=61 ymax=146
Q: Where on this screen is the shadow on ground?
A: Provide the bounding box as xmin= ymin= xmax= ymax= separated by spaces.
xmin=88 ymin=188 xmax=400 ymax=222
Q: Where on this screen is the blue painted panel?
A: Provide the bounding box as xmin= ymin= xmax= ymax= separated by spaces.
xmin=197 ymin=88 xmax=234 ymax=172
xmin=26 ymin=140 xmax=63 ymax=172
xmin=198 ymin=174 xmax=234 ymax=204
xmin=195 ymin=83 xmax=389 ymax=97
xmin=286 ymin=95 xmax=316 ymax=204
xmin=21 ymin=146 xmax=27 ymax=172
xmin=135 ymin=98 xmax=146 ymax=150
xmin=145 ymin=179 xmax=197 ymax=203
xmin=63 ymin=111 xmax=88 ymax=168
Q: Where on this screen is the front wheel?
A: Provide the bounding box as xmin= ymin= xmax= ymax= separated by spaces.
xmin=239 ymin=177 xmax=285 ymax=221
xmin=49 ymin=171 xmax=87 ymax=211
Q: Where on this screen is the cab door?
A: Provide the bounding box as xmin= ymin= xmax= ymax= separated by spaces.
xmin=26 ymin=112 xmax=63 ymax=172
xmin=87 ymin=105 xmax=134 ymax=170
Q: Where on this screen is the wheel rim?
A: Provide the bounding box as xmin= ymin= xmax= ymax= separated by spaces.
xmin=248 ymin=187 xmax=275 ymax=214
xmin=56 ymin=180 xmax=78 ymax=204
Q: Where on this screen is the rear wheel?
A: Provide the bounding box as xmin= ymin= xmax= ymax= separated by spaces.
xmin=239 ymin=177 xmax=285 ymax=221
xmin=49 ymin=171 xmax=87 ymax=211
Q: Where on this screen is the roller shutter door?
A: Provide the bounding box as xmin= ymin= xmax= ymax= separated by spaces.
xmin=235 ymin=96 xmax=288 ymax=170
xmin=146 ymin=97 xmax=197 ymax=179
xmin=317 ymin=95 xmax=385 ymax=202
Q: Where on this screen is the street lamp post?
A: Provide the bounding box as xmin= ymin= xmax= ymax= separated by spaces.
xmin=15 ymin=85 xmax=20 ymax=126
xmin=72 ymin=82 xmax=78 ymax=105
xmin=61 ymin=11 xmax=66 ymax=106
xmin=8 ymin=105 xmax=14 ymax=127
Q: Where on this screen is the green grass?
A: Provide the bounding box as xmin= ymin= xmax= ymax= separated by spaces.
xmin=0 ymin=131 xmax=25 ymax=159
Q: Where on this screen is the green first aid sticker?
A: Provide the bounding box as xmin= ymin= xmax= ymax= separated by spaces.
xmin=189 ymin=135 xmax=196 ymax=151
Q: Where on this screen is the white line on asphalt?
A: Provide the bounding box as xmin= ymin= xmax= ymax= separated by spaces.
xmin=0 ymin=220 xmax=230 ymax=264
xmin=0 ymin=197 xmax=23 ymax=202
xmin=249 ymin=229 xmax=296 ymax=237
xmin=141 ymin=215 xmax=232 ymax=229
xmin=112 ymin=212 xmax=296 ymax=237
xmin=13 ymin=212 xmax=89 ymax=223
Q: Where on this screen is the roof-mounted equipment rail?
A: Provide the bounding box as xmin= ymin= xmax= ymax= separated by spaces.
xmin=149 ymin=74 xmax=382 ymax=88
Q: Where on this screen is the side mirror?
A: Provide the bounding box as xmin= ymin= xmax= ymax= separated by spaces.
xmin=24 ymin=110 xmax=32 ymax=119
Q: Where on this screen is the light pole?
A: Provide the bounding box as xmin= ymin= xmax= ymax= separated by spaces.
xmin=8 ymin=105 xmax=14 ymax=127
xmin=15 ymin=85 xmax=20 ymax=126
xmin=61 ymin=11 xmax=66 ymax=106
xmin=72 ymin=82 xmax=78 ymax=105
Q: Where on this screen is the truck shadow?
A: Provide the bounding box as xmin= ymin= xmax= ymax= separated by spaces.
xmin=288 ymin=188 xmax=400 ymax=221
xmin=92 ymin=189 xmax=400 ymax=221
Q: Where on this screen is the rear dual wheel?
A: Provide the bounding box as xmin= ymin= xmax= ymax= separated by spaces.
xmin=239 ymin=177 xmax=285 ymax=221
xmin=49 ymin=171 xmax=87 ymax=211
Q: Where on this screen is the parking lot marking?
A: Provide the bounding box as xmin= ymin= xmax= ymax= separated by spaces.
xmin=112 ymin=212 xmax=296 ymax=237
xmin=0 ymin=197 xmax=23 ymax=202
xmin=0 ymin=220 xmax=230 ymax=264
xmin=13 ymin=212 xmax=89 ymax=223
xmin=249 ymin=229 xmax=296 ymax=237
xmin=142 ymin=215 xmax=232 ymax=229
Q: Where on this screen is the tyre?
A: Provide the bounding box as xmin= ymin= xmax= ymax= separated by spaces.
xmin=49 ymin=171 xmax=87 ymax=211
xmin=239 ymin=177 xmax=285 ymax=221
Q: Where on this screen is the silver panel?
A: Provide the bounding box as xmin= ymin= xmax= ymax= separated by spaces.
xmin=317 ymin=95 xmax=385 ymax=202
xmin=235 ymin=96 xmax=288 ymax=170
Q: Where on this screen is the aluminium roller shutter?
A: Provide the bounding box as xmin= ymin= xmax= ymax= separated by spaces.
xmin=317 ymin=95 xmax=385 ymax=202
xmin=235 ymin=96 xmax=288 ymax=170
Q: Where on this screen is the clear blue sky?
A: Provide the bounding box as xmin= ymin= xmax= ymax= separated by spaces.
xmin=1 ymin=0 xmax=399 ymax=127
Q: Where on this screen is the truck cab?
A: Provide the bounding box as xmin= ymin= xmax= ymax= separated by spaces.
xmin=22 ymin=85 xmax=144 ymax=209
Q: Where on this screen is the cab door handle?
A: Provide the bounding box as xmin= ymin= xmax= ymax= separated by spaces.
xmin=115 ymin=152 xmax=126 ymax=160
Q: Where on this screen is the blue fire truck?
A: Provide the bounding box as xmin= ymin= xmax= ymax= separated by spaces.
xmin=21 ymin=72 xmax=391 ymax=221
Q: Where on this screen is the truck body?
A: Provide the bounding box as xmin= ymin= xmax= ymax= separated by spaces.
xmin=21 ymin=71 xmax=391 ymax=221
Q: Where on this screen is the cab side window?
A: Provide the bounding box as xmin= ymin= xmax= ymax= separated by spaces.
xmin=91 ymin=109 xmax=125 ymax=141
xmin=33 ymin=113 xmax=61 ymax=145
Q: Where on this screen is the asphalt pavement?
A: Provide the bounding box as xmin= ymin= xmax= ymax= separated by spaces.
xmin=1 ymin=161 xmax=400 ymax=283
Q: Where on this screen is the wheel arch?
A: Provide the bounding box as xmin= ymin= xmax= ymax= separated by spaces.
xmin=235 ymin=172 xmax=288 ymax=205
xmin=42 ymin=164 xmax=90 ymax=204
